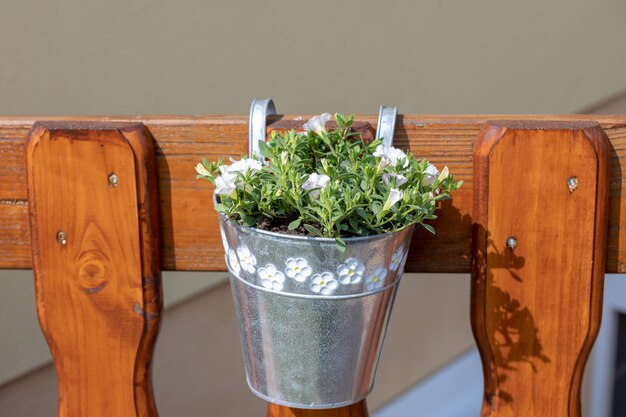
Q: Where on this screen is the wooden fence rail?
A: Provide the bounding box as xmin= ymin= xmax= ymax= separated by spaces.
xmin=1 ymin=114 xmax=626 ymax=272
xmin=1 ymin=115 xmax=624 ymax=417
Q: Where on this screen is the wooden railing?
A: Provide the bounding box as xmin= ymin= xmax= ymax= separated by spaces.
xmin=1 ymin=114 xmax=625 ymax=416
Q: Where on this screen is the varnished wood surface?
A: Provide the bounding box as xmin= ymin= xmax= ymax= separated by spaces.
xmin=2 ymin=114 xmax=626 ymax=272
xmin=26 ymin=123 xmax=162 ymax=417
xmin=471 ymin=122 xmax=609 ymax=416
xmin=267 ymin=401 xmax=368 ymax=417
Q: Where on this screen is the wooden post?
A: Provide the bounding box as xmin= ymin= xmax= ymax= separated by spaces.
xmin=472 ymin=121 xmax=610 ymax=416
xmin=26 ymin=122 xmax=162 ymax=417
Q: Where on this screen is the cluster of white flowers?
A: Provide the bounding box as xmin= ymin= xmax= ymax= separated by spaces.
xmin=196 ymin=157 xmax=262 ymax=196
xmin=373 ymin=145 xmax=406 ymax=211
xmin=199 ymin=112 xmax=461 ymax=256
xmin=372 ymin=144 xmax=450 ymax=212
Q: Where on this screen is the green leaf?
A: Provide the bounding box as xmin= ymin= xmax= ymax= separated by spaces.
xmin=335 ymin=237 xmax=346 ymax=252
xmin=241 ymin=214 xmax=257 ymax=227
xmin=303 ymin=223 xmax=324 ymax=237
xmin=257 ymin=140 xmax=271 ymax=158
xmin=355 ymin=207 xmax=369 ymax=221
xmin=288 ymin=218 xmax=301 ymax=230
xmin=372 ymin=202 xmax=382 ymax=216
xmin=422 ymin=223 xmax=436 ymax=234
xmin=214 ymin=203 xmax=228 ymax=213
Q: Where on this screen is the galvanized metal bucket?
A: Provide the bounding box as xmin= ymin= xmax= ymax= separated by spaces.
xmin=219 ymin=213 xmax=414 ymax=408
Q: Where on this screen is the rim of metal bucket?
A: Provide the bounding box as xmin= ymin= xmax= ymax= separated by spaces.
xmin=376 ymin=105 xmax=398 ymax=147
xmin=249 ymin=98 xmax=276 ymax=160
xmin=216 ymin=210 xmax=413 ymax=244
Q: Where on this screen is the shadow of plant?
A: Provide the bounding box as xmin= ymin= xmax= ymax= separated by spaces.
xmin=475 ymin=230 xmax=551 ymax=405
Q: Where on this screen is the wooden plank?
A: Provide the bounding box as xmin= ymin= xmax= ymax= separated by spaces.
xmin=26 ymin=123 xmax=162 ymax=417
xmin=471 ymin=121 xmax=609 ymax=416
xmin=266 ymin=401 xmax=368 ymax=417
xmin=1 ymin=114 xmax=625 ymax=272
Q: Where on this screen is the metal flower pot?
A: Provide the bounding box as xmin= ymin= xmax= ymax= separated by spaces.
xmin=219 ymin=213 xmax=414 ymax=409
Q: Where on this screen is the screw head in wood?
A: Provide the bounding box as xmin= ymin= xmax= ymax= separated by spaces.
xmin=567 ymin=176 xmax=578 ymax=192
xmin=57 ymin=231 xmax=67 ymax=246
xmin=506 ymin=236 xmax=517 ymax=250
xmin=108 ymin=173 xmax=119 ymax=187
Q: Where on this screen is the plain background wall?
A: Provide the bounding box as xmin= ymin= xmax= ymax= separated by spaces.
xmin=1 ymin=0 xmax=626 ymax=116
xmin=1 ymin=0 xmax=626 ymax=415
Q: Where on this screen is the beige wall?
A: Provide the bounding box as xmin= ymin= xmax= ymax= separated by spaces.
xmin=2 ymin=0 xmax=626 ymax=415
xmin=2 ymin=0 xmax=626 ymax=116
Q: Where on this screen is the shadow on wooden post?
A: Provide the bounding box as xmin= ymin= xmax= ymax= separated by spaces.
xmin=472 ymin=121 xmax=610 ymax=416
xmin=26 ymin=122 xmax=162 ymax=417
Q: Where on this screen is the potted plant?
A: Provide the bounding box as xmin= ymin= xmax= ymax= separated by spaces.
xmin=195 ymin=108 xmax=461 ymax=409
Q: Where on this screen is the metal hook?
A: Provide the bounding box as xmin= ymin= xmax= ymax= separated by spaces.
xmin=249 ymin=98 xmax=276 ymax=161
xmin=376 ymin=106 xmax=398 ymax=147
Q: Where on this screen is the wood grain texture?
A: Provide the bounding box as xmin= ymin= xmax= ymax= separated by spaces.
xmin=26 ymin=123 xmax=162 ymax=417
xmin=2 ymin=114 xmax=625 ymax=272
xmin=267 ymin=401 xmax=368 ymax=417
xmin=471 ymin=121 xmax=610 ymax=416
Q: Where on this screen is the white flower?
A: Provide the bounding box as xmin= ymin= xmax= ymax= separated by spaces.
xmin=390 ymin=247 xmax=405 ymax=271
xmin=337 ymin=258 xmax=365 ymax=284
xmin=373 ymin=145 xmax=408 ymax=168
xmin=421 ymin=163 xmax=440 ymax=186
xmin=285 ymin=258 xmax=312 ymax=282
xmin=228 ymin=158 xmax=262 ymax=175
xmin=302 ymin=173 xmax=330 ymax=198
xmin=195 ymin=163 xmax=211 ymax=177
xmin=365 ymin=267 xmax=388 ymax=291
xmin=237 ymin=246 xmax=257 ymax=273
xmin=310 ymin=272 xmax=339 ymax=295
xmin=258 ymin=264 xmax=285 ymax=291
xmin=382 ymin=188 xmax=404 ymax=211
xmin=214 ymin=171 xmax=238 ymax=196
xmin=303 ymin=113 xmax=332 ymax=135
xmin=382 ymin=173 xmax=408 ymax=188
xmin=227 ymin=249 xmax=241 ymax=274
